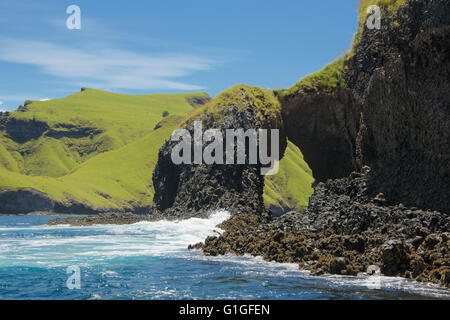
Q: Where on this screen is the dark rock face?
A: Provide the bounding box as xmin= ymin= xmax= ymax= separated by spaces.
xmin=3 ymin=118 xmax=49 ymax=143
xmin=45 ymin=124 xmax=102 ymax=139
xmin=349 ymin=0 xmax=450 ymax=213
xmin=280 ymin=88 xmax=360 ymax=182
xmin=275 ymin=167 xmax=449 ymax=236
xmin=0 ymin=189 xmax=55 ymax=213
xmin=185 ymin=95 xmax=212 ymax=108
xmin=280 ymin=0 xmax=450 ymax=213
xmin=153 ymin=103 xmax=283 ymax=217
xmin=53 ymin=201 xmax=104 ymax=215
xmin=0 ymin=188 xmax=111 ymax=215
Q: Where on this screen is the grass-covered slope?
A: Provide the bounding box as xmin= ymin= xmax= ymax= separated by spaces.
xmin=0 ymin=89 xmax=209 ymax=177
xmin=278 ymin=55 xmax=348 ymax=97
xmin=264 ymin=141 xmax=314 ymax=212
xmin=0 ymin=89 xmax=209 ymax=211
xmin=0 ymin=120 xmax=178 ymax=210
xmin=185 ymin=84 xmax=282 ymax=128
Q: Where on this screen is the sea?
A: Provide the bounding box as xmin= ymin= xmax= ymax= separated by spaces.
xmin=0 ymin=211 xmax=449 ymax=300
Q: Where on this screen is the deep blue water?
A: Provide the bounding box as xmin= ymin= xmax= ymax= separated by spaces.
xmin=0 ymin=212 xmax=449 ymax=300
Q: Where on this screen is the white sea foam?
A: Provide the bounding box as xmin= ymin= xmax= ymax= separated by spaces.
xmin=0 ymin=210 xmax=230 ymax=267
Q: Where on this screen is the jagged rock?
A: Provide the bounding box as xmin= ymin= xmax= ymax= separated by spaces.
xmin=329 ymin=257 xmax=348 ymax=274
xmin=380 ymin=240 xmax=410 ymax=276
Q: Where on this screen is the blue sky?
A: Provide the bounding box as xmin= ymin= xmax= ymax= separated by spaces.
xmin=0 ymin=0 xmax=360 ymax=111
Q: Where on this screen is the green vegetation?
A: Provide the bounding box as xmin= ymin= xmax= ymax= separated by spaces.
xmin=1 ymin=89 xmax=209 ymax=177
xmin=185 ymin=84 xmax=281 ymax=125
xmin=0 ymin=1 xmax=414 ymax=214
xmin=278 ymin=54 xmax=349 ymax=97
xmin=264 ymin=140 xmax=314 ymax=212
xmin=0 ymin=89 xmax=208 ymax=210
xmin=0 ymin=143 xmax=20 ymax=172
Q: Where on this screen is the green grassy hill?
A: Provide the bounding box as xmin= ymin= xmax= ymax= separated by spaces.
xmin=0 ymin=89 xmax=210 ymax=211
xmin=264 ymin=141 xmax=314 ymax=213
xmin=1 ymin=89 xmax=209 ymax=176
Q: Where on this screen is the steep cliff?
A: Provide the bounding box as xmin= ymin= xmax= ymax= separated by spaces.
xmin=348 ymin=0 xmax=450 ymax=213
xmin=279 ymin=0 xmax=450 ymax=213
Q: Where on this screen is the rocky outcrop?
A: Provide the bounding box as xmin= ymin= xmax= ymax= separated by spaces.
xmin=44 ymin=208 xmax=211 ymax=226
xmin=3 ymin=118 xmax=49 ymax=143
xmin=0 ymin=188 xmax=55 ymax=213
xmin=153 ymin=1 xmax=449 ymax=214
xmin=347 ymin=0 xmax=450 ymax=213
xmin=46 ymin=212 xmax=153 ymax=226
xmin=152 ymin=86 xmax=285 ymax=217
xmin=45 ymin=124 xmax=102 ymax=139
xmin=280 ymin=0 xmax=450 ymax=213
xmin=193 ymin=168 xmax=450 ymax=287
xmin=0 ymin=188 xmax=108 ymax=214
xmin=153 ymin=107 xmax=267 ymax=216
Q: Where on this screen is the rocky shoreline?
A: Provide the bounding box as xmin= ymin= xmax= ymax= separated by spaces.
xmin=189 ymin=168 xmax=450 ymax=288
xmin=45 ymin=167 xmax=450 ymax=288
xmin=45 ymin=213 xmax=153 ymax=226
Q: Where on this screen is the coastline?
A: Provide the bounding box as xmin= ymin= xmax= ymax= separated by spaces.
xmin=40 ymin=172 xmax=450 ymax=290
xmin=8 ymin=168 xmax=449 ymax=291
xmin=2 ymin=212 xmax=449 ymax=300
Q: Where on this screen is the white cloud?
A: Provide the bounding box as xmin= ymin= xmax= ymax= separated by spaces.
xmin=0 ymin=100 xmax=3 ymax=104
xmin=40 ymin=98 xmax=49 ymax=101
xmin=0 ymin=37 xmax=215 ymax=91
